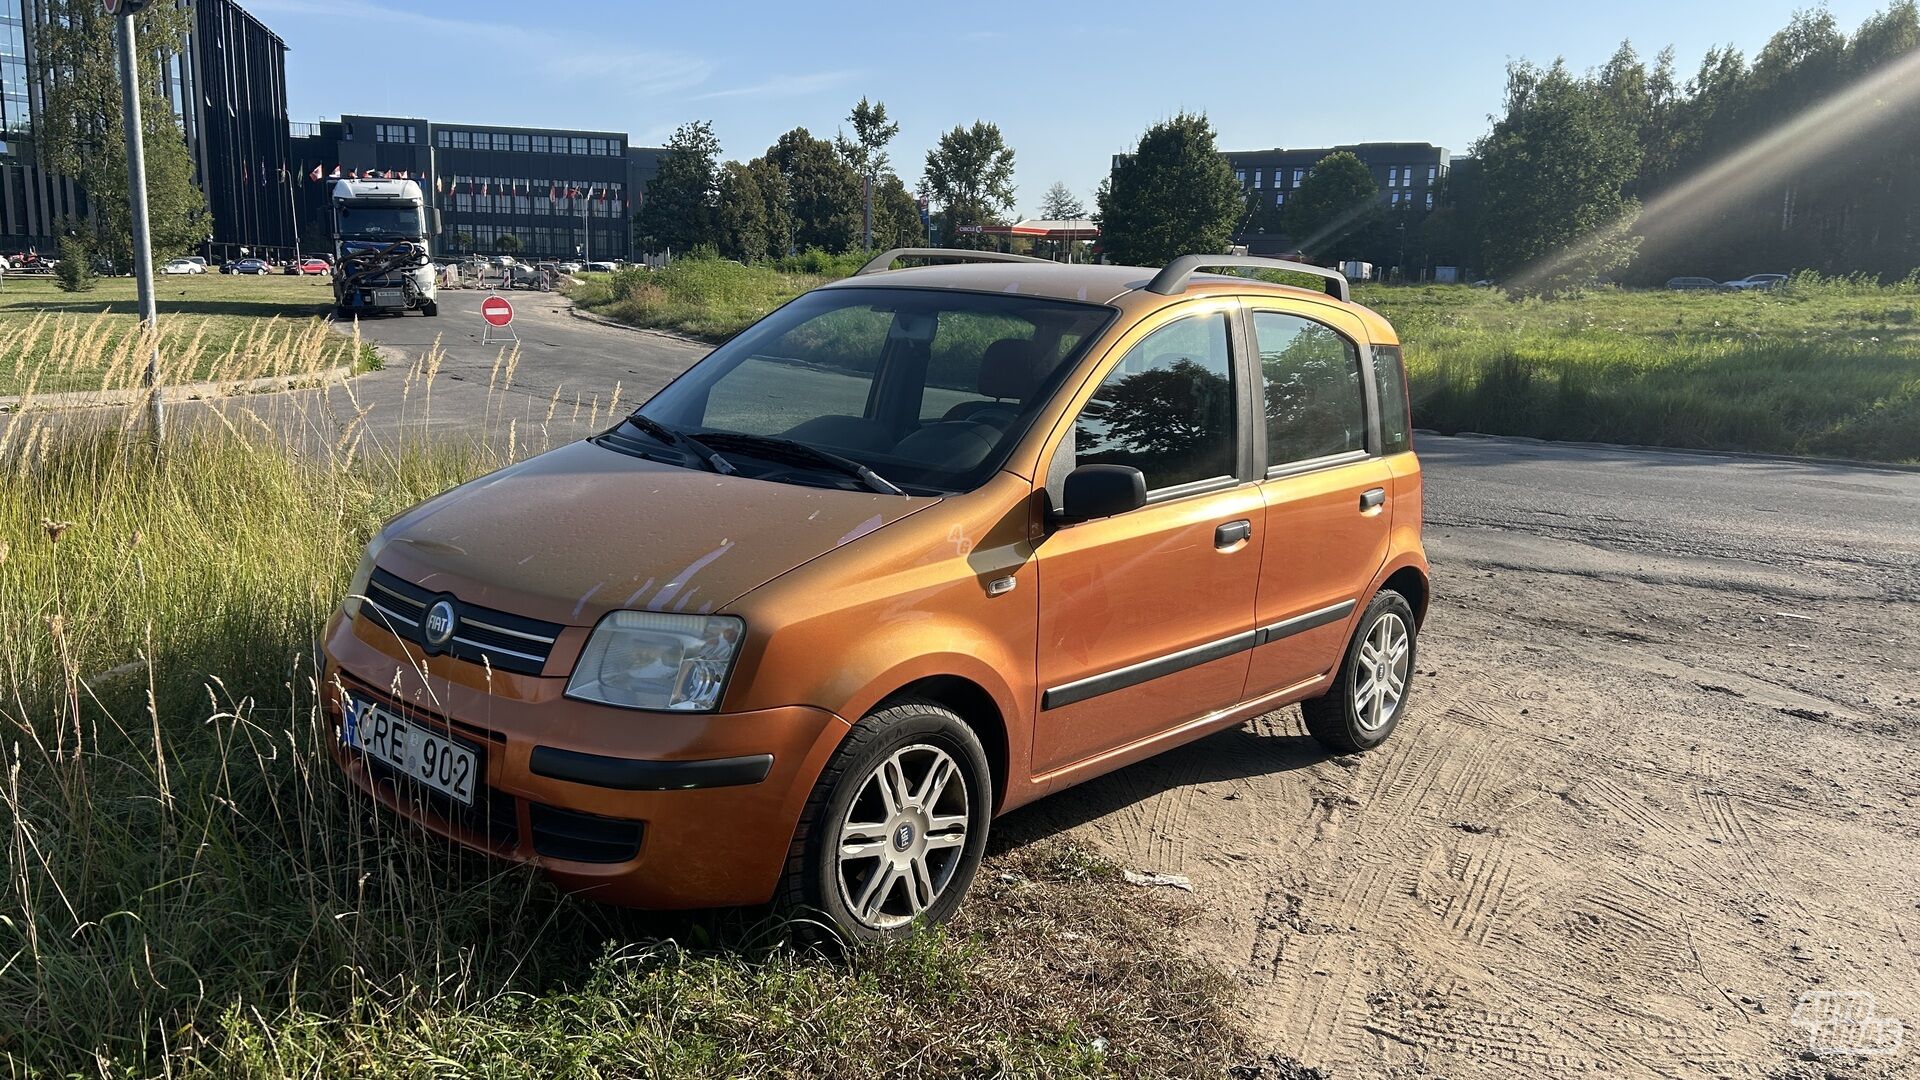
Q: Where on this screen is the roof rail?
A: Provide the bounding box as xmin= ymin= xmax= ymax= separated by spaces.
xmin=856 ymin=248 xmax=1053 ymax=276
xmin=1145 ymin=254 xmax=1350 ymax=303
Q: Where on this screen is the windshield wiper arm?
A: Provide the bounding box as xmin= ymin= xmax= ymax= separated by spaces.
xmin=626 ymin=415 xmax=736 ymax=476
xmin=696 ymin=432 xmax=905 ymax=496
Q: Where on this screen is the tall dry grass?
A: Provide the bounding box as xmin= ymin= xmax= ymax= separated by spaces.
xmin=0 ymin=331 xmax=1251 ymax=1076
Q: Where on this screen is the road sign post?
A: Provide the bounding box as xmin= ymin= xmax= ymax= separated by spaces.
xmin=480 ymin=292 xmax=517 ymax=345
xmin=109 ymin=0 xmax=163 ymax=441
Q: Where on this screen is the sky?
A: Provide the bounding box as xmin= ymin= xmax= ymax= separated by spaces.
xmin=254 ymin=0 xmax=1891 ymax=219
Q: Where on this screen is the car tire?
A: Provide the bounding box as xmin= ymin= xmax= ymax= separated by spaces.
xmin=1301 ymin=589 xmax=1418 ymax=754
xmin=779 ymin=698 xmax=991 ymax=943
xmin=421 ymin=302 xmax=438 ymax=317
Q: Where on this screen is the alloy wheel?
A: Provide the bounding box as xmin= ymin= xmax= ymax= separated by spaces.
xmin=1353 ymin=611 xmax=1411 ymax=732
xmin=834 ymin=743 xmax=970 ymax=930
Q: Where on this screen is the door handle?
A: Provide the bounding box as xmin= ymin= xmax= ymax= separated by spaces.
xmin=1360 ymin=487 xmax=1386 ymax=511
xmin=1215 ymin=519 xmax=1252 ymax=549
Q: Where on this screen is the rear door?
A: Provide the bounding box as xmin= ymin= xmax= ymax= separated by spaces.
xmin=1031 ymin=301 xmax=1264 ymax=776
xmin=1243 ymin=303 xmax=1395 ymax=699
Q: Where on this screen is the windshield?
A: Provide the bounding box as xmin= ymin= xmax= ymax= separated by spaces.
xmin=334 ymin=204 xmax=424 ymax=239
xmin=627 ymin=287 xmax=1115 ymax=495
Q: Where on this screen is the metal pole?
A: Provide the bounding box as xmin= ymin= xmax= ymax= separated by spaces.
xmin=862 ymin=171 xmax=872 ymax=252
xmin=116 ymin=13 xmax=162 ymax=441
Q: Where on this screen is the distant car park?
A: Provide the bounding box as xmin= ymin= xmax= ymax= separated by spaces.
xmin=161 ymin=258 xmax=207 ymax=275
xmin=1664 ymin=276 xmax=1721 ymax=291
xmin=1724 ymin=273 xmax=1789 ymax=291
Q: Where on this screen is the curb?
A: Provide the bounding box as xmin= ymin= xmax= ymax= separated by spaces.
xmin=1431 ymin=430 xmax=1920 ymax=475
xmin=0 ymin=363 xmax=357 ymax=415
xmin=563 ymin=301 xmax=716 ymax=349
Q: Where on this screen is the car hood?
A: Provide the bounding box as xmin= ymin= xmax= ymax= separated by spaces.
xmin=374 ymin=439 xmax=939 ymax=627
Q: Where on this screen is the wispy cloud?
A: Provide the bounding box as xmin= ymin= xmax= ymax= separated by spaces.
xmin=251 ymin=0 xmax=712 ymax=102
xmin=690 ymin=70 xmax=859 ymax=102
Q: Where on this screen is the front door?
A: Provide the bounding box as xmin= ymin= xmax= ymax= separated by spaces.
xmin=1242 ymin=305 xmax=1395 ymax=698
xmin=1032 ymin=303 xmax=1263 ymax=776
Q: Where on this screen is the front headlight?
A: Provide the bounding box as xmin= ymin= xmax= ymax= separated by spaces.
xmin=567 ymin=612 xmax=744 ymax=712
xmin=341 ymin=533 xmax=388 ymax=620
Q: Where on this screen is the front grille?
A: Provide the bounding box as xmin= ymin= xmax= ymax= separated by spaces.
xmin=528 ymin=802 xmax=644 ymax=863
xmin=363 ymin=567 xmax=563 ymax=676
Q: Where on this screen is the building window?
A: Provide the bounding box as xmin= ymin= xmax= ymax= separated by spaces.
xmin=1275 ymin=192 xmax=1285 ymax=206
xmin=531 ymin=134 xmax=550 ymax=154
xmin=1425 ymin=191 xmax=1434 ymax=210
xmin=452 ymin=130 xmax=471 ymax=150
xmin=571 ymin=136 xmax=589 ymax=156
xmin=435 ymin=129 xmax=451 ymax=148
xmin=1292 ymin=168 xmax=1304 ymax=186
xmin=513 ymin=134 xmax=531 ymax=152
xmin=1426 ymin=165 xmax=1437 ymax=185
xmin=1252 ymin=170 xmax=1263 ymax=189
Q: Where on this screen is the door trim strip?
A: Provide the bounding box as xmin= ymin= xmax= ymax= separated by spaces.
xmin=1255 ymin=599 xmax=1357 ymax=646
xmin=1042 ymin=629 xmax=1257 ymax=711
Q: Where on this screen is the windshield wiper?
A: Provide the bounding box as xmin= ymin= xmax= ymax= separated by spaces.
xmin=625 ymin=415 xmax=736 ymax=475
xmin=695 ymin=432 xmax=905 ymax=496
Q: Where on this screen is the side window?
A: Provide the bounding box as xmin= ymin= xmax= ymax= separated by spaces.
xmin=1372 ymin=345 xmax=1411 ymax=455
xmin=1253 ymin=311 xmax=1366 ymax=467
xmin=1074 ymin=312 xmax=1237 ymax=491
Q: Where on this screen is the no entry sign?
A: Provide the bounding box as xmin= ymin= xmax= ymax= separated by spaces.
xmin=480 ymin=295 xmax=514 ymax=327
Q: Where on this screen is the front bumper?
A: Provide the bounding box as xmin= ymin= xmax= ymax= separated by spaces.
xmin=320 ymin=611 xmax=851 ymax=909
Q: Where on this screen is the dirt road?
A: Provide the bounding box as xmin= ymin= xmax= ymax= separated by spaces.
xmin=1006 ymin=437 xmax=1920 ymax=1078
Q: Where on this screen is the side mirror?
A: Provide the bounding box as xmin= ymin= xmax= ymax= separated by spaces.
xmin=1056 ymin=464 xmax=1147 ymax=524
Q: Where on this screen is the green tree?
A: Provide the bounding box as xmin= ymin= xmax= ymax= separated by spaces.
xmin=1475 ymin=60 xmax=1643 ymax=291
xmin=834 ymin=97 xmax=900 ymax=250
xmin=871 ymin=173 xmax=926 ymax=249
xmin=1096 ymin=113 xmax=1241 ymax=265
xmin=767 ymin=128 xmax=862 ymax=253
xmin=496 ymin=233 xmax=522 ymax=255
xmin=1277 ymin=151 xmax=1379 ymax=260
xmin=33 ymin=0 xmax=207 ymax=269
xmin=715 ymin=158 xmax=793 ymax=262
xmin=635 ymin=120 xmax=722 ymax=254
xmin=1039 ymin=181 xmax=1085 ymax=220
xmin=920 ymin=121 xmax=1017 ymax=248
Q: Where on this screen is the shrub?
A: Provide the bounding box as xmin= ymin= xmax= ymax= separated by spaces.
xmin=53 ymin=234 xmax=96 ymax=292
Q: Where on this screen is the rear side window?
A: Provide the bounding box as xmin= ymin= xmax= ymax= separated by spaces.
xmin=1372 ymin=345 xmax=1411 ymax=455
xmin=1252 ymin=311 xmax=1366 ymax=467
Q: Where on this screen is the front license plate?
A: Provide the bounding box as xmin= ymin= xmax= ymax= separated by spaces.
xmin=341 ymin=695 xmax=478 ymax=805
xmin=372 ymin=288 xmax=405 ymax=307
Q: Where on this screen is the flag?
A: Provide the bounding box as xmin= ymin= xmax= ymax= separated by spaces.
xmin=328 ymin=166 xmax=342 ymax=179
xmin=309 ymin=164 xmax=323 ymax=182
xmin=259 ymin=161 xmax=267 ymax=186
xmin=382 ymin=169 xmax=394 ymax=180
xmin=400 ymin=170 xmax=410 ymax=180
xmin=481 ymin=181 xmax=489 ymax=197
xmin=435 ymin=176 xmax=443 ymax=193
xmin=549 ymin=184 xmax=558 ymax=202
xmin=242 ymin=161 xmax=249 ymax=184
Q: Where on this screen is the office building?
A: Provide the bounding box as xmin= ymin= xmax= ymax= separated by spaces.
xmin=291 ymin=115 xmax=667 ymax=262
xmin=1224 ymin=142 xmax=1452 ymax=253
xmin=1 ymin=0 xmax=296 ymax=261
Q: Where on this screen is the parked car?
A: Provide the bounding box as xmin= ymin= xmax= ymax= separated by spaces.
xmin=557 ymin=261 xmax=584 ymax=274
xmin=161 ymin=258 xmax=207 ymax=275
xmin=1664 ymin=276 xmax=1721 ymax=291
xmin=1724 ymin=273 xmax=1789 ymax=291
xmin=320 ymin=250 xmax=1430 ymax=940
xmin=223 ymin=258 xmax=270 ymax=275
xmin=296 ymin=258 xmax=331 ymax=275
xmin=584 ymin=260 xmax=618 ymax=273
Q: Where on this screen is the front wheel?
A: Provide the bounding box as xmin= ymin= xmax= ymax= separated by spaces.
xmin=1300 ymin=589 xmax=1417 ymax=753
xmin=421 ymin=302 xmax=438 ymax=317
xmin=781 ymin=699 xmax=991 ymax=942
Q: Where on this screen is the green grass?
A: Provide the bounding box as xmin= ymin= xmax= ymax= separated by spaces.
xmin=576 ymin=257 xmax=1920 ymax=463
xmin=0 ymin=273 xmax=373 ymax=397
xmin=0 ymin=402 xmax=1257 ymax=1075
xmin=1363 ymin=276 xmax=1920 ymax=463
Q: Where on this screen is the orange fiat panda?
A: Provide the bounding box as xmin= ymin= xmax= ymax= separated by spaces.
xmin=320 ymin=251 xmax=1429 ymax=940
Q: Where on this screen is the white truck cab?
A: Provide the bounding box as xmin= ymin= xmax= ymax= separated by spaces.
xmin=330 ymin=179 xmax=438 ymax=317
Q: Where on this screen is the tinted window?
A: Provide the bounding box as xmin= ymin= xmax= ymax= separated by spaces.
xmin=1372 ymin=345 xmax=1411 ymax=455
xmin=1253 ymin=311 xmax=1366 ymax=467
xmin=638 ymin=288 xmax=1113 ymax=494
xmin=1074 ymin=313 xmax=1237 ymax=491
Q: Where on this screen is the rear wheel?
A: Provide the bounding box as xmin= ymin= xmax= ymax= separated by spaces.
xmin=780 ymin=699 xmax=991 ymax=942
xmin=421 ymin=302 xmax=438 ymax=317
xmin=1301 ymin=590 xmax=1417 ymax=753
